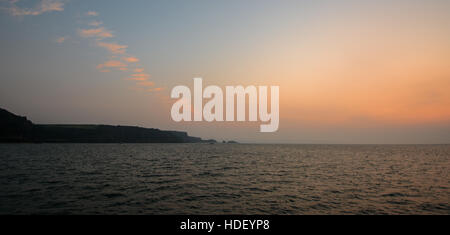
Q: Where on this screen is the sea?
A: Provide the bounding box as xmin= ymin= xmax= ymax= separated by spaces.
xmin=0 ymin=144 xmax=449 ymax=214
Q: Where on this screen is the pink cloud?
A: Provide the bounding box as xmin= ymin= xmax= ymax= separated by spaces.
xmin=97 ymin=60 xmax=128 ymax=70
xmin=79 ymin=27 xmax=113 ymax=39
xmin=127 ymin=73 xmax=151 ymax=81
xmin=127 ymin=77 xmax=147 ymax=81
xmin=123 ymin=57 xmax=139 ymax=63
xmin=149 ymin=87 xmax=164 ymax=92
xmin=6 ymin=0 xmax=64 ymax=16
xmin=56 ymin=36 xmax=67 ymax=43
xmin=96 ymin=42 xmax=128 ymax=54
xmin=131 ymin=73 xmax=150 ymax=79
xmin=88 ymin=21 xmax=103 ymax=27
xmin=86 ymin=11 xmax=98 ymax=16
xmin=138 ymin=81 xmax=155 ymax=87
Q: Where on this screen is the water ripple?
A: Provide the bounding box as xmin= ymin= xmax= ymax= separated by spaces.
xmin=0 ymin=143 xmax=449 ymax=214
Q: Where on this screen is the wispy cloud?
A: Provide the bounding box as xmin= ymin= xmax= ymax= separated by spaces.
xmin=123 ymin=57 xmax=139 ymax=63
xmin=55 ymin=36 xmax=67 ymax=43
xmin=3 ymin=0 xmax=64 ymax=16
xmin=128 ymin=73 xmax=151 ymax=81
xmin=3 ymin=4 xmax=161 ymax=93
xmin=79 ymin=27 xmax=114 ymax=39
xmin=77 ymin=10 xmax=160 ymax=92
xmin=138 ymin=81 xmax=155 ymax=87
xmin=96 ymin=41 xmax=128 ymax=54
xmin=88 ymin=21 xmax=102 ymax=27
xmin=149 ymin=87 xmax=163 ymax=92
xmin=96 ymin=60 xmax=127 ymax=70
xmin=86 ymin=11 xmax=98 ymax=16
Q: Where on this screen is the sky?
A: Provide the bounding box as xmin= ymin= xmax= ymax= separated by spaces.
xmin=1 ymin=0 xmax=450 ymax=144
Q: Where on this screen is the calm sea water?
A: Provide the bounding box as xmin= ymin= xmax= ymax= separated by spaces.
xmin=0 ymin=144 xmax=449 ymax=214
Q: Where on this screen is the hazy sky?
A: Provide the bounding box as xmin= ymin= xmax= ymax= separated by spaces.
xmin=1 ymin=0 xmax=450 ymax=144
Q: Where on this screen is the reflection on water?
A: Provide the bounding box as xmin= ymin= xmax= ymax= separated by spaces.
xmin=0 ymin=144 xmax=449 ymax=214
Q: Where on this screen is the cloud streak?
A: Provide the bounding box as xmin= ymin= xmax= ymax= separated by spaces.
xmin=138 ymin=81 xmax=155 ymax=87
xmin=79 ymin=27 xmax=114 ymax=39
xmin=123 ymin=57 xmax=139 ymax=63
xmin=96 ymin=41 xmax=128 ymax=54
xmin=88 ymin=21 xmax=103 ymax=27
xmin=3 ymin=4 xmax=164 ymax=93
xmin=86 ymin=11 xmax=98 ymax=16
xmin=128 ymin=73 xmax=151 ymax=81
xmin=97 ymin=60 xmax=127 ymax=70
xmin=77 ymin=10 xmax=162 ymax=92
xmin=3 ymin=0 xmax=64 ymax=16
xmin=55 ymin=36 xmax=67 ymax=43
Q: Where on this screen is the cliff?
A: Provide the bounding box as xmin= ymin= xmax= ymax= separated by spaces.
xmin=0 ymin=108 xmax=215 ymax=143
xmin=0 ymin=108 xmax=33 ymax=142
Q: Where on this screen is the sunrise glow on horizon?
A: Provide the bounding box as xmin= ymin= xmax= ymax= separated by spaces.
xmin=1 ymin=0 xmax=449 ymax=143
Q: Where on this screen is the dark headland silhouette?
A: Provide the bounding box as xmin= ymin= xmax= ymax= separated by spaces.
xmin=0 ymin=108 xmax=217 ymax=143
